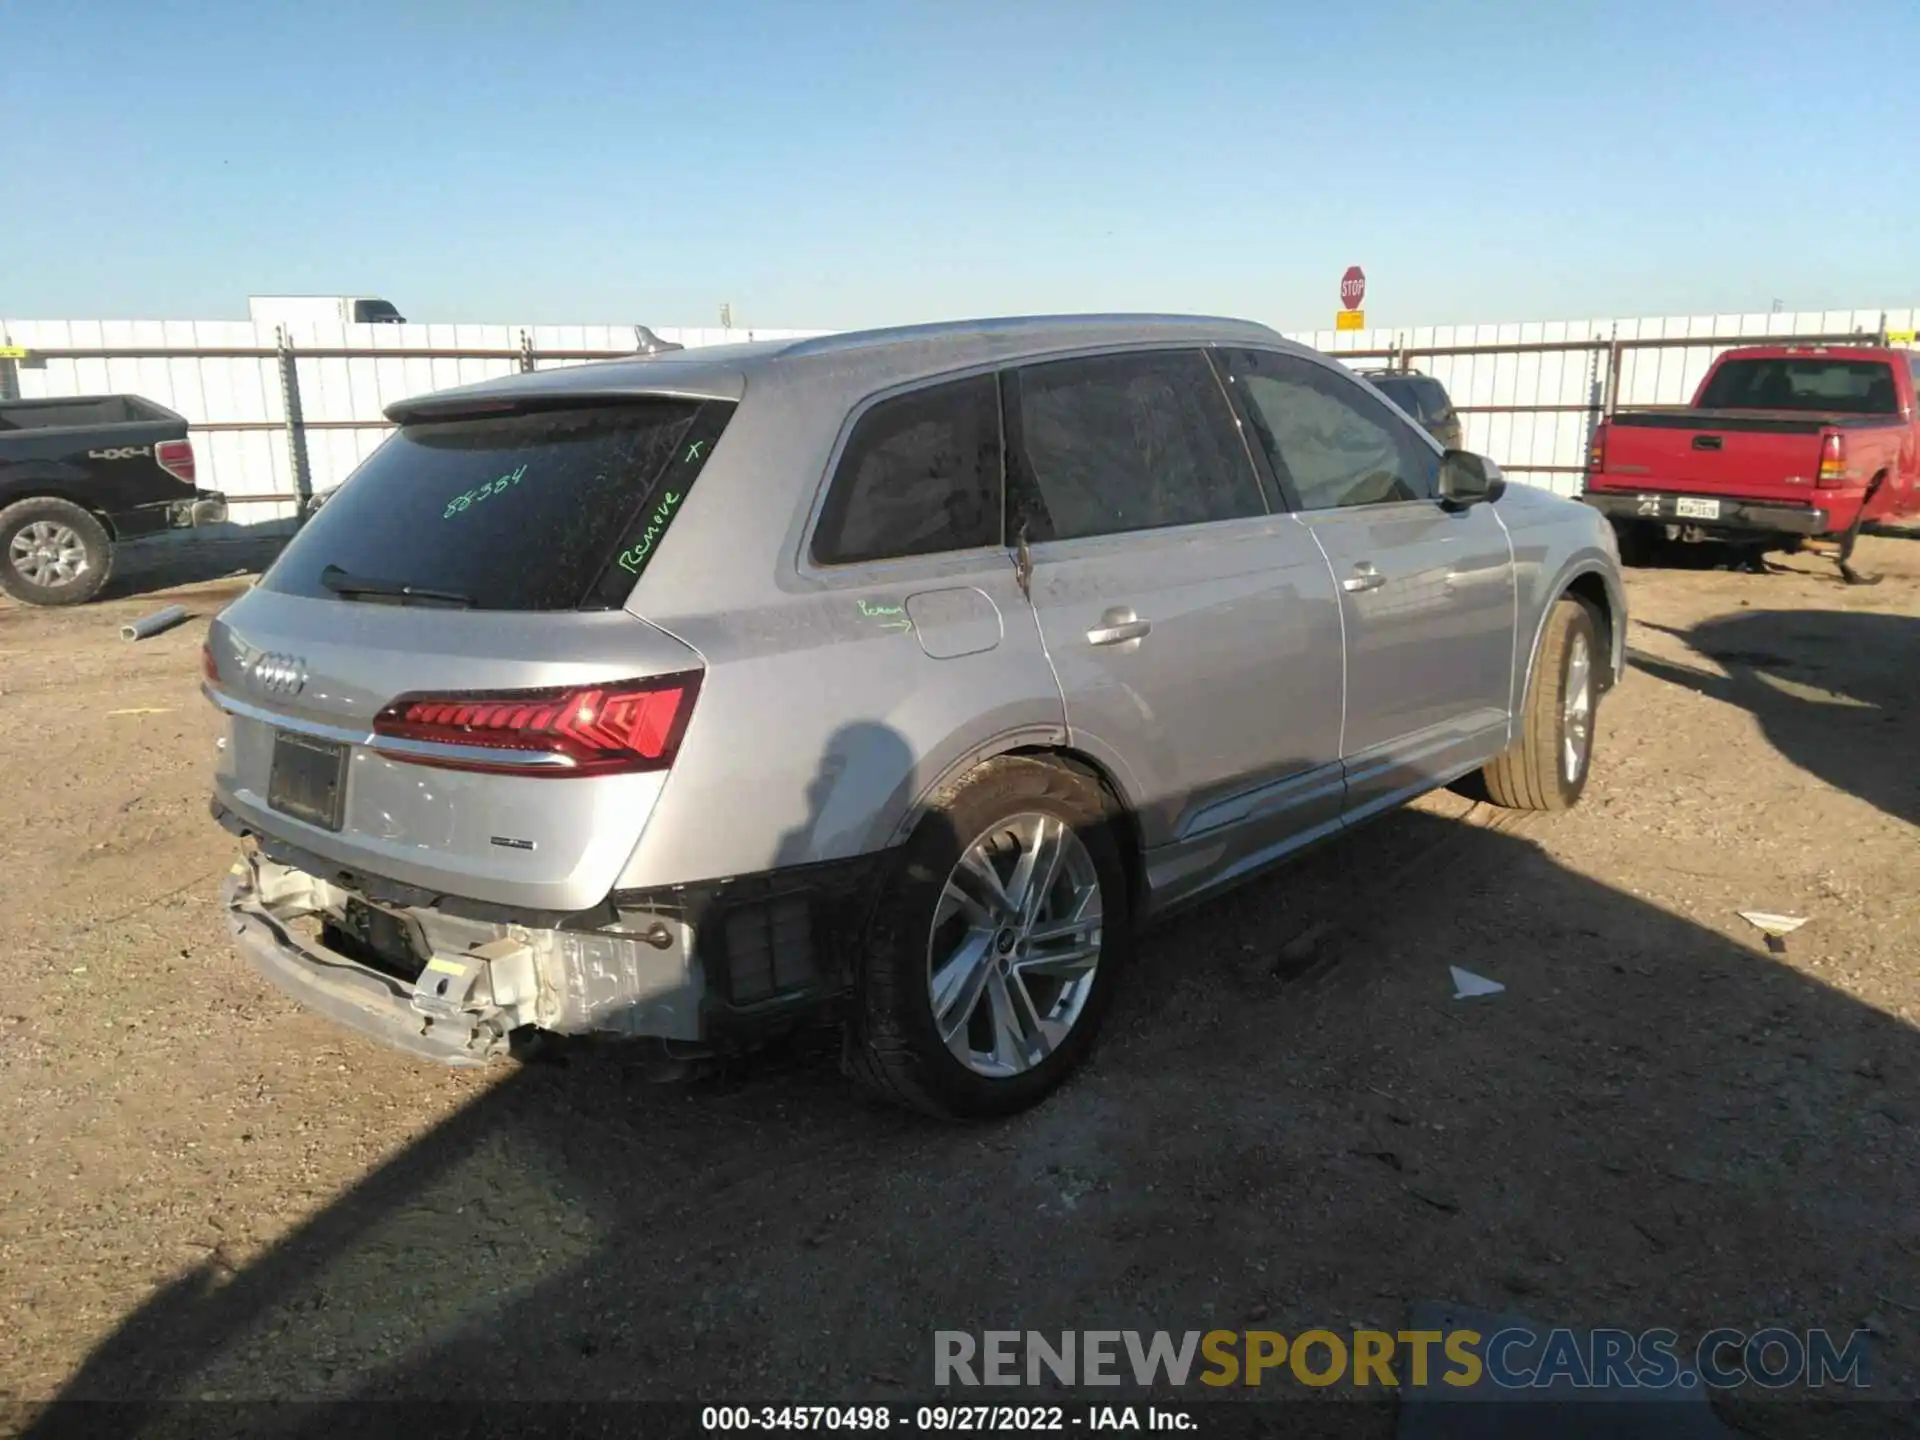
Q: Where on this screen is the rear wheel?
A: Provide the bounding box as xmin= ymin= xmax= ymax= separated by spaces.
xmin=1835 ymin=476 xmax=1886 ymax=587
xmin=1481 ymin=597 xmax=1600 ymax=812
xmin=845 ymin=757 xmax=1130 ymax=1119
xmin=0 ymin=497 xmax=113 ymax=606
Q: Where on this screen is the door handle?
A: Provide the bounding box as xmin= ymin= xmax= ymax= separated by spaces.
xmin=1341 ymin=562 xmax=1386 ymax=593
xmin=1086 ymin=607 xmax=1151 ymax=647
xmin=1691 ymin=434 xmax=1724 ymax=451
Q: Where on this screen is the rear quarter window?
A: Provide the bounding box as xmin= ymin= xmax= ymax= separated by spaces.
xmin=1370 ymin=377 xmax=1420 ymax=417
xmin=811 ymin=374 xmax=1002 ymax=565
xmin=262 ymin=400 xmax=718 ymax=611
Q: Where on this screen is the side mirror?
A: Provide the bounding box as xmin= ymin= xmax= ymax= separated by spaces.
xmin=1439 ymin=450 xmax=1506 ymax=508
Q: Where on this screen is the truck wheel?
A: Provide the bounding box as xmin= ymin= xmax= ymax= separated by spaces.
xmin=1835 ymin=475 xmax=1885 ymax=587
xmin=845 ymin=756 xmax=1130 ymax=1120
xmin=1481 ymin=597 xmax=1601 ymax=812
xmin=0 ymin=498 xmax=113 ymax=606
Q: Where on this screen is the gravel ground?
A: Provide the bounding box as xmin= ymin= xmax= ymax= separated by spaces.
xmin=1 ymin=533 xmax=1916 ymax=1435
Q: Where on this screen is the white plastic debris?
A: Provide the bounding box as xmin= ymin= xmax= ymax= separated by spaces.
xmin=1450 ymin=966 xmax=1505 ymax=999
xmin=1738 ymin=911 xmax=1809 ymax=938
xmin=1739 ymin=910 xmax=1809 ymax=954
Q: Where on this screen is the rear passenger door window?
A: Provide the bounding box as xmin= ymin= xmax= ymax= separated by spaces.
xmin=1005 ymin=349 xmax=1267 ymax=541
xmin=1231 ymin=350 xmax=1438 ymax=510
xmin=811 ymin=374 xmax=1002 ymax=565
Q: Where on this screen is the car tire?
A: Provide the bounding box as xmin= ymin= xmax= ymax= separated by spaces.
xmin=0 ymin=497 xmax=113 ymax=606
xmin=1480 ymin=596 xmax=1601 ymax=812
xmin=844 ymin=756 xmax=1131 ymax=1120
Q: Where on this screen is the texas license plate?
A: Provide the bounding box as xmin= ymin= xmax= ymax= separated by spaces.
xmin=267 ymin=731 xmax=349 ymax=831
xmin=1675 ymin=497 xmax=1722 ymax=520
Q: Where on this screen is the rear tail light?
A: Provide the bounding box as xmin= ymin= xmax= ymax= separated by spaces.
xmin=1817 ymin=432 xmax=1847 ymax=487
xmin=1587 ymin=426 xmax=1607 ymax=472
xmin=202 ymin=642 xmax=218 ymax=683
xmin=370 ymin=672 xmax=702 ymax=777
xmin=156 ymin=439 xmax=196 ymax=483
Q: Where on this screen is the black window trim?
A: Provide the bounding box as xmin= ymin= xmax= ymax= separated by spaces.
xmin=1207 ymin=349 xmax=1303 ymax=514
xmin=799 ymin=363 xmax=1010 ymax=578
xmin=999 ymin=344 xmax=1278 ymax=552
xmin=1220 ymin=346 xmax=1448 ymax=515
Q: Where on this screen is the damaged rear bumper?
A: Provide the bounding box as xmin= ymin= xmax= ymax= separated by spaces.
xmin=223 ymin=849 xmax=708 ymax=1067
xmin=218 ymin=834 xmax=889 ymax=1068
xmin=225 ymin=863 xmax=503 ymax=1066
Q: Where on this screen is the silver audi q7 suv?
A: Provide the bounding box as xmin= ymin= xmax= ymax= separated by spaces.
xmin=206 ymin=315 xmax=1625 ymax=1118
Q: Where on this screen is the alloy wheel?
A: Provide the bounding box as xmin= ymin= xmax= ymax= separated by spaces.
xmin=926 ymin=812 xmax=1104 ymax=1078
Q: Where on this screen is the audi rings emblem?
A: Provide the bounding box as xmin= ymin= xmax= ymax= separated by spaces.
xmin=249 ymin=652 xmax=308 ymax=696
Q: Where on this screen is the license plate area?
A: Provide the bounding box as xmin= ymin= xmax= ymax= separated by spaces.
xmin=1675 ymin=497 xmax=1722 ymax=520
xmin=268 ymin=731 xmax=350 ymax=832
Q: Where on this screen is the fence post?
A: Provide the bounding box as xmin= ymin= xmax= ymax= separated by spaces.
xmin=276 ymin=325 xmax=313 ymax=515
xmin=1603 ymin=328 xmax=1624 ymax=417
xmin=519 ymin=328 xmax=536 ymax=373
xmin=0 ymin=329 xmax=16 ymax=401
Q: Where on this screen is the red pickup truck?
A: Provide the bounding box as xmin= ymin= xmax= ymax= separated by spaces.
xmin=1583 ymin=344 xmax=1920 ymax=582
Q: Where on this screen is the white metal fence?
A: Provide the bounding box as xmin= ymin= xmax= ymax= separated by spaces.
xmin=4 ymin=306 xmax=1914 ymax=526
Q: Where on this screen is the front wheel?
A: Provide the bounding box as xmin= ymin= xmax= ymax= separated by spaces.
xmin=0 ymin=497 xmax=113 ymax=606
xmin=1480 ymin=597 xmax=1601 ymax=812
xmin=845 ymin=757 xmax=1130 ymax=1119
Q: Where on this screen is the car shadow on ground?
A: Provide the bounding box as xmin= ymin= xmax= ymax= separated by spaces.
xmin=21 ymin=773 xmax=1918 ymax=1438
xmin=1629 ymin=611 xmax=1920 ymax=828
xmin=99 ymin=536 xmax=287 ymax=605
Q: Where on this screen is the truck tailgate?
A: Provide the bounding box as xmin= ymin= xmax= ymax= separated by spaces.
xmin=1597 ymin=413 xmax=1826 ymax=505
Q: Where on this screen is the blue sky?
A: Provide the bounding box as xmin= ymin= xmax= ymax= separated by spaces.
xmin=5 ymin=0 xmax=1917 ymax=331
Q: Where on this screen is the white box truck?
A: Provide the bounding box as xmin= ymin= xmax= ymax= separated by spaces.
xmin=247 ymin=296 xmax=407 ymax=326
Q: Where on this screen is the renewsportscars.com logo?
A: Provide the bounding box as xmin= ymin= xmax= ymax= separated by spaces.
xmin=934 ymin=1327 xmax=1872 ymax=1391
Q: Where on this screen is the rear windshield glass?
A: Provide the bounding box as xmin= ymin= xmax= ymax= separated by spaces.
xmin=1369 ymin=376 xmax=1421 ymax=416
xmin=262 ymin=401 xmax=705 ymax=611
xmin=1697 ymin=359 xmax=1899 ymax=415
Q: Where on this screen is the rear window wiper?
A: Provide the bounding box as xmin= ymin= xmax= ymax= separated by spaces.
xmin=319 ymin=564 xmax=473 ymax=608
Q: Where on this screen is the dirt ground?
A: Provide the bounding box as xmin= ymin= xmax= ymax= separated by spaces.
xmin=1 ymin=532 xmax=1916 ymax=1434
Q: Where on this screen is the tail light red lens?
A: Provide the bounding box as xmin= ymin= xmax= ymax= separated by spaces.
xmin=156 ymin=439 xmax=196 ymax=483
xmin=1816 ymin=433 xmax=1847 ymax=487
xmin=1587 ymin=425 xmax=1607 ymax=473
xmin=370 ymin=672 xmax=702 ymax=777
xmin=202 ymin=642 xmax=218 ymax=683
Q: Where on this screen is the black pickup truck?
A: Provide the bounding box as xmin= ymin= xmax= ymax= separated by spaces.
xmin=0 ymin=395 xmax=229 ymax=605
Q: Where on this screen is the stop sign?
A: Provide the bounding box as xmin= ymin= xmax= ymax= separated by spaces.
xmin=1340 ymin=265 xmax=1366 ymax=311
